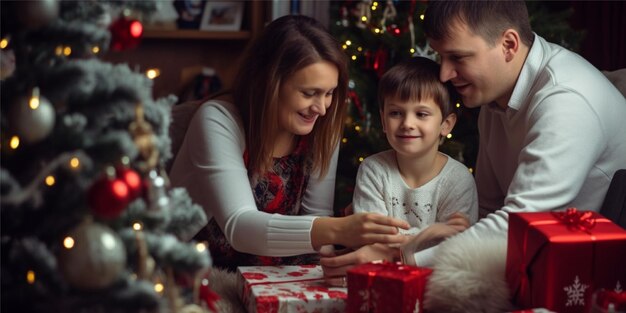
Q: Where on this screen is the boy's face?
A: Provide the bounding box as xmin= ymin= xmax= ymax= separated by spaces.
xmin=428 ymin=19 xmax=512 ymax=108
xmin=380 ymin=96 xmax=455 ymax=160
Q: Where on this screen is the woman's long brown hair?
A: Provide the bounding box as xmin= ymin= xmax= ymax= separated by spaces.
xmin=232 ymin=15 xmax=349 ymax=178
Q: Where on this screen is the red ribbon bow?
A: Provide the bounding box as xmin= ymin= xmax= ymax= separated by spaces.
xmin=552 ymin=207 xmax=596 ymax=232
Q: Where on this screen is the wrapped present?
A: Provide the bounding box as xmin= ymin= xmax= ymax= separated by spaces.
xmin=590 ymin=289 xmax=626 ymax=313
xmin=237 ymin=265 xmax=347 ymax=313
xmin=506 ymin=209 xmax=626 ymax=313
xmin=346 ymin=261 xmax=432 ymax=313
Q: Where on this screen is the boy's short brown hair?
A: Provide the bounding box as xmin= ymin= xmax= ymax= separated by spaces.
xmin=378 ymin=57 xmax=458 ymax=118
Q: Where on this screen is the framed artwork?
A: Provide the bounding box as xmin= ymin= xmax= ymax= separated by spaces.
xmin=199 ymin=1 xmax=244 ymax=31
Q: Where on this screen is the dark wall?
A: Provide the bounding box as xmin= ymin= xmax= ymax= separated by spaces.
xmin=569 ymin=1 xmax=626 ymax=71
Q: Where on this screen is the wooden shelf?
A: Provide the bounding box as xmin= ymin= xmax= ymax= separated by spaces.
xmin=142 ymin=29 xmax=252 ymax=40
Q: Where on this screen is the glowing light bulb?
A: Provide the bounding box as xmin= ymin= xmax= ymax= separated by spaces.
xmin=70 ymin=157 xmax=80 ymax=168
xmin=410 ymin=48 xmax=416 ymax=54
xmin=0 ymin=38 xmax=8 ymax=49
xmin=351 ymin=55 xmax=357 ymax=61
xmin=196 ymin=242 xmax=207 ymax=252
xmin=154 ymin=283 xmax=164 ymax=293
xmin=92 ymin=46 xmax=100 ymax=54
xmin=420 ymin=14 xmax=425 ymax=20
xmin=342 ymin=44 xmax=348 ymax=50
xmin=133 ymin=222 xmax=143 ymax=231
xmin=345 ymin=40 xmax=352 ymax=46
xmin=371 ymin=5 xmax=377 ymax=11
xmin=45 ymin=175 xmax=55 ymax=186
xmin=29 ymin=87 xmax=41 ymax=110
xmin=145 ymin=68 xmax=160 ymax=79
xmin=358 ymin=157 xmax=364 ymax=162
xmin=355 ymin=125 xmax=361 ymax=132
xmin=10 ymin=136 xmax=20 ymax=149
xmin=374 ymin=28 xmax=381 ymax=34
xmin=361 ymin=16 xmax=367 ymax=22
xmin=27 ymin=270 xmax=36 ymax=284
xmin=357 ymin=47 xmax=363 ymax=52
xmin=63 ymin=46 xmax=72 ymax=56
xmin=55 ymin=45 xmax=63 ymax=55
xmin=342 ymin=138 xmax=348 ymax=143
xmin=446 ymin=134 xmax=452 ymax=139
xmin=456 ymin=103 xmax=461 ymax=108
xmin=63 ymin=236 xmax=75 ymax=249
xmin=469 ymin=168 xmax=474 ymax=173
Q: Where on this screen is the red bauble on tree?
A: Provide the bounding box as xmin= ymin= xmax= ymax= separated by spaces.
xmin=373 ymin=47 xmax=389 ymax=78
xmin=116 ymin=167 xmax=143 ymax=199
xmin=88 ymin=171 xmax=131 ymax=219
xmin=109 ymin=16 xmax=143 ymax=51
xmin=386 ymin=23 xmax=402 ymax=37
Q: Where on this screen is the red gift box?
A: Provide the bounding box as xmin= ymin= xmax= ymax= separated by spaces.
xmin=506 ymin=209 xmax=626 ymax=313
xmin=346 ymin=261 xmax=432 ymax=313
xmin=237 ymin=265 xmax=347 ymax=313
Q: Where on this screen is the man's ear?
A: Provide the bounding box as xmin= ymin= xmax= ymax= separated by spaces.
xmin=440 ymin=113 xmax=457 ymax=137
xmin=501 ymin=29 xmax=521 ymax=62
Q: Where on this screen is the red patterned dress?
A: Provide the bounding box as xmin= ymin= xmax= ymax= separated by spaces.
xmin=197 ymin=137 xmax=320 ymax=271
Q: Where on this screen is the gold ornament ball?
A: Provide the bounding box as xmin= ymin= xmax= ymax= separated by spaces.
xmin=57 ymin=220 xmax=127 ymax=290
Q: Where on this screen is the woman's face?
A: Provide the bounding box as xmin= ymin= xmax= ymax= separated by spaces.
xmin=277 ymin=61 xmax=338 ymax=138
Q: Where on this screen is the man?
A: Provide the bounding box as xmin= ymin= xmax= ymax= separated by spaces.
xmin=321 ymin=0 xmax=626 ymax=275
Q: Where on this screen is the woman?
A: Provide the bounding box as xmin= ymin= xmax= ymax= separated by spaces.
xmin=169 ymin=15 xmax=409 ymax=271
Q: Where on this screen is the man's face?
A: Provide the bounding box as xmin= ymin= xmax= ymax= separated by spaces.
xmin=429 ymin=20 xmax=511 ymax=108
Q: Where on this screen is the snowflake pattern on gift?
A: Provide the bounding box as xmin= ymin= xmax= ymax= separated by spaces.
xmin=413 ymin=298 xmax=420 ymax=313
xmin=358 ymin=289 xmax=370 ymax=312
xmin=563 ymin=275 xmax=588 ymax=306
xmin=616 ymin=281 xmax=623 ymax=293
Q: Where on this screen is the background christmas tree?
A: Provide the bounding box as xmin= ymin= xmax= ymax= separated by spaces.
xmin=329 ymin=0 xmax=584 ymax=211
xmin=1 ymin=1 xmax=217 ymax=312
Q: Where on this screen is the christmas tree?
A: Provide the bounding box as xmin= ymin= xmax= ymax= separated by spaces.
xmin=1 ymin=1 xmax=217 ymax=312
xmin=329 ymin=0 xmax=583 ymax=211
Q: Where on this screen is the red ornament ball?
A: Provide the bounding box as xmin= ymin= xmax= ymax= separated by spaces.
xmin=109 ymin=17 xmax=143 ymax=51
xmin=386 ymin=24 xmax=402 ymax=37
xmin=88 ymin=175 xmax=130 ymax=219
xmin=116 ymin=167 xmax=143 ymax=199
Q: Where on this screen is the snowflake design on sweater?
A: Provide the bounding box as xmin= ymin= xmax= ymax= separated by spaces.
xmin=563 ymin=275 xmax=588 ymax=306
xmin=391 ymin=197 xmax=400 ymax=207
xmin=616 ymin=281 xmax=623 ymax=293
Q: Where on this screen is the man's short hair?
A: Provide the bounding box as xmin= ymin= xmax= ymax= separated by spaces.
xmin=424 ymin=0 xmax=534 ymax=47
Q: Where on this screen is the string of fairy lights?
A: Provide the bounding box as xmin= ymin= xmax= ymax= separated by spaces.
xmin=333 ymin=1 xmax=468 ymax=170
xmin=1 ymin=8 xmax=213 ymax=304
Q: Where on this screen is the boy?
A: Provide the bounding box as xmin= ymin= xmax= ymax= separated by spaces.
xmin=353 ymin=57 xmax=478 ymax=241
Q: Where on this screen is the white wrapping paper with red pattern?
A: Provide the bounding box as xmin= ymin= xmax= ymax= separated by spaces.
xmin=237 ymin=265 xmax=347 ymax=313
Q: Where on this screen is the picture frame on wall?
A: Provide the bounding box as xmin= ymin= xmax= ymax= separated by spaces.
xmin=199 ymin=1 xmax=244 ymax=31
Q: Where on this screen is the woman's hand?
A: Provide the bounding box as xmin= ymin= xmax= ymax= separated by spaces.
xmin=312 ymin=213 xmax=410 ymax=250
xmin=320 ymin=244 xmax=400 ymax=287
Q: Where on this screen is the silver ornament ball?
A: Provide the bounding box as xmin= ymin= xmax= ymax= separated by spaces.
xmin=57 ymin=220 xmax=127 ymax=290
xmin=10 ymin=92 xmax=55 ymax=144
